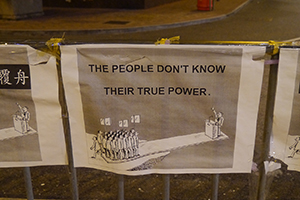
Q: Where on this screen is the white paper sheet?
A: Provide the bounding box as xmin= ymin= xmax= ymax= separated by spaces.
xmin=0 ymin=44 xmax=67 ymax=167
xmin=271 ymin=48 xmax=300 ymax=171
xmin=61 ymin=44 xmax=265 ymax=175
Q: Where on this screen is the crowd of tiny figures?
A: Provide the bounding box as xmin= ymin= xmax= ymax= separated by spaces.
xmin=91 ymin=128 xmax=139 ymax=161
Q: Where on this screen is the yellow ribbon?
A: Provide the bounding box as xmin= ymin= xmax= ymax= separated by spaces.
xmin=46 ymin=38 xmax=64 ymax=53
xmin=44 ymin=36 xmax=65 ymax=67
xmin=155 ymin=36 xmax=180 ymax=45
xmin=187 ymin=40 xmax=295 ymax=55
xmin=268 ymin=40 xmax=280 ymax=55
xmin=268 ymin=40 xmax=294 ymax=55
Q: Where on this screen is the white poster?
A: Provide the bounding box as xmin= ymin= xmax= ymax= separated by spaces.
xmin=0 ymin=45 xmax=67 ymax=167
xmin=271 ymin=48 xmax=300 ymax=171
xmin=61 ymin=44 xmax=265 ymax=175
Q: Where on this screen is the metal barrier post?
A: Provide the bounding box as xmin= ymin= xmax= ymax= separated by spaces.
xmin=47 ymin=38 xmax=80 ymax=200
xmin=163 ymin=174 xmax=170 ymax=200
xmin=59 ymin=64 xmax=79 ymax=200
xmin=212 ymin=174 xmax=219 ymax=200
xmin=257 ymin=53 xmax=279 ymax=200
xmin=67 ymin=159 xmax=79 ymax=200
xmin=23 ymin=167 xmax=34 ymax=200
xmin=118 ymin=175 xmax=125 ymax=200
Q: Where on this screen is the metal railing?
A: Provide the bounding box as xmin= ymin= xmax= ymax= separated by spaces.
xmin=1 ymin=39 xmax=299 ymax=200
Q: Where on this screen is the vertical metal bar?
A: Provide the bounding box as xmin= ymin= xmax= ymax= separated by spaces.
xmin=55 ymin=44 xmax=79 ymax=200
xmin=67 ymin=155 xmax=79 ymax=200
xmin=61 ymin=80 xmax=79 ymax=200
xmin=62 ymin=110 xmax=79 ymax=200
xmin=163 ymin=174 xmax=170 ymax=200
xmin=118 ymin=175 xmax=125 ymax=200
xmin=23 ymin=167 xmax=34 ymax=200
xmin=212 ymin=174 xmax=219 ymax=200
xmin=257 ymin=53 xmax=279 ymax=200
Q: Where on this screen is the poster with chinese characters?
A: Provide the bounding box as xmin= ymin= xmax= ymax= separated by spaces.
xmin=271 ymin=48 xmax=300 ymax=171
xmin=0 ymin=45 xmax=66 ymax=167
xmin=61 ymin=44 xmax=265 ymax=175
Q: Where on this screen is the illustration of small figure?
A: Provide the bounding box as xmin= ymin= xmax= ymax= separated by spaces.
xmin=106 ymin=135 xmax=112 ymax=159
xmin=98 ymin=131 xmax=105 ymax=154
xmin=122 ymin=132 xmax=129 ymax=159
xmin=212 ymin=107 xmax=224 ymax=137
xmin=90 ymin=136 xmax=99 ymax=158
xmin=117 ymin=133 xmax=124 ymax=160
xmin=288 ymin=137 xmax=300 ymax=158
xmin=14 ymin=103 xmax=31 ymax=134
xmin=130 ymin=128 xmax=139 ymax=157
xmin=205 ymin=107 xmax=225 ymax=139
xmin=110 ymin=135 xmax=118 ymax=160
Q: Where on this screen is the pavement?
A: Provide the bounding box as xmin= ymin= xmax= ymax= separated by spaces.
xmin=0 ymin=0 xmax=250 ymax=35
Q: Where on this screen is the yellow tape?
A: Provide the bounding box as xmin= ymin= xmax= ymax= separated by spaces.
xmin=268 ymin=40 xmax=294 ymax=55
xmin=45 ymin=37 xmax=64 ymax=57
xmin=268 ymin=40 xmax=281 ymax=55
xmin=155 ymin=36 xmax=180 ymax=45
xmin=195 ymin=41 xmax=269 ymax=45
xmin=178 ymin=40 xmax=298 ymax=55
xmin=44 ymin=36 xmax=65 ymax=67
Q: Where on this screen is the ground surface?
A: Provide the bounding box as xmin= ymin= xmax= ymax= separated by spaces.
xmin=0 ymin=166 xmax=299 ymax=199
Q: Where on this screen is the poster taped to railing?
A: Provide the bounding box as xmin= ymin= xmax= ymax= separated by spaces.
xmin=61 ymin=44 xmax=265 ymax=175
xmin=0 ymin=45 xmax=67 ymax=167
xmin=271 ymin=48 xmax=300 ymax=171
